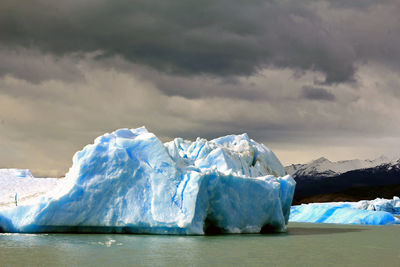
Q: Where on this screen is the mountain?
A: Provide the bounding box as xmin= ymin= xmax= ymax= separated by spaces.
xmin=286 ymin=156 xmax=400 ymax=204
xmin=285 ymin=155 xmax=394 ymax=179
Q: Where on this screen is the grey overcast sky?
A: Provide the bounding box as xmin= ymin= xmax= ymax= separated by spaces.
xmin=1 ymin=0 xmax=400 ymax=176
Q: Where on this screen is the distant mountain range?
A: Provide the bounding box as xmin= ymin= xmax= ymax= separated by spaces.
xmin=285 ymin=155 xmax=395 ymax=179
xmin=285 ymin=156 xmax=400 ymax=204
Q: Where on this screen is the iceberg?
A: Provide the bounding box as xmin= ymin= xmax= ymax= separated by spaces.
xmin=0 ymin=169 xmax=60 ymax=207
xmin=290 ymin=202 xmax=400 ymax=225
xmin=0 ymin=127 xmax=295 ymax=234
xmin=354 ymin=197 xmax=400 ymax=215
xmin=0 ymin=169 xmax=34 ymax=179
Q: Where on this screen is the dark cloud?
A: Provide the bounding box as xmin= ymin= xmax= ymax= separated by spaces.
xmin=324 ymin=0 xmax=392 ymax=9
xmin=0 ymin=48 xmax=84 ymax=84
xmin=0 ymin=0 xmax=400 ymax=174
xmin=301 ymin=86 xmax=336 ymax=101
xmin=1 ymin=0 xmax=399 ymax=86
xmin=0 ymin=61 xmax=399 ymax=175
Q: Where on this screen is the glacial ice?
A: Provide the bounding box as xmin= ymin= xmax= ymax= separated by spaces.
xmin=0 ymin=169 xmax=60 ymax=207
xmin=290 ymin=201 xmax=400 ymax=225
xmin=0 ymin=127 xmax=295 ymax=234
xmin=0 ymin=169 xmax=34 ymax=179
xmin=354 ymin=197 xmax=400 ymax=215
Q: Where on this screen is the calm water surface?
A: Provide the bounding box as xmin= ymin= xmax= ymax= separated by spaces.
xmin=1 ymin=223 xmax=399 ymax=266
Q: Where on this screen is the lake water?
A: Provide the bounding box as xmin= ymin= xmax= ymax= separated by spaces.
xmin=1 ymin=222 xmax=399 ymax=266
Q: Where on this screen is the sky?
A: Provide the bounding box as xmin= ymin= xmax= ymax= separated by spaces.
xmin=1 ymin=0 xmax=400 ymax=176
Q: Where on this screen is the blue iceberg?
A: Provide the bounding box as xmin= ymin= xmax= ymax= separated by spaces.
xmin=355 ymin=197 xmax=400 ymax=215
xmin=0 ymin=127 xmax=295 ymax=234
xmin=290 ymin=203 xmax=400 ymax=225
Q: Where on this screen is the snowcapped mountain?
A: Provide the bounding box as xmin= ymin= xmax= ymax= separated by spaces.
xmin=290 ymin=157 xmax=400 ymax=203
xmin=285 ymin=155 xmax=395 ymax=179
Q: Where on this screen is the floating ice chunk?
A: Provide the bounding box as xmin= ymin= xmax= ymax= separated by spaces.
xmin=290 ymin=202 xmax=399 ymax=225
xmin=352 ymin=197 xmax=400 ymax=215
xmin=0 ymin=127 xmax=295 ymax=234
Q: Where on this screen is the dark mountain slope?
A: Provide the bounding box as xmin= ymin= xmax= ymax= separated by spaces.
xmin=293 ymin=160 xmax=400 ymax=203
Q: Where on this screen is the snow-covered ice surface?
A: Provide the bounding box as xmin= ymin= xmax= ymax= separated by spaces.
xmin=0 ymin=127 xmax=295 ymax=234
xmin=290 ymin=198 xmax=400 ymax=225
xmin=0 ymin=169 xmax=60 ymax=208
xmin=351 ymin=197 xmax=400 ymax=215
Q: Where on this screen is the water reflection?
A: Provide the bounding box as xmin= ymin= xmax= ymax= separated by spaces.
xmin=1 ymin=224 xmax=399 ymax=266
xmin=287 ymin=227 xmax=365 ymax=236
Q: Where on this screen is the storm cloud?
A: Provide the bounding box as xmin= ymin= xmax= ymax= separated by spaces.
xmin=1 ymin=0 xmax=399 ymax=86
xmin=301 ymin=86 xmax=335 ymax=101
xmin=1 ymin=0 xmax=400 ymax=176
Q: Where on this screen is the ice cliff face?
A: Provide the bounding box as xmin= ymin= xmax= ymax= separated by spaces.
xmin=0 ymin=127 xmax=295 ymax=234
